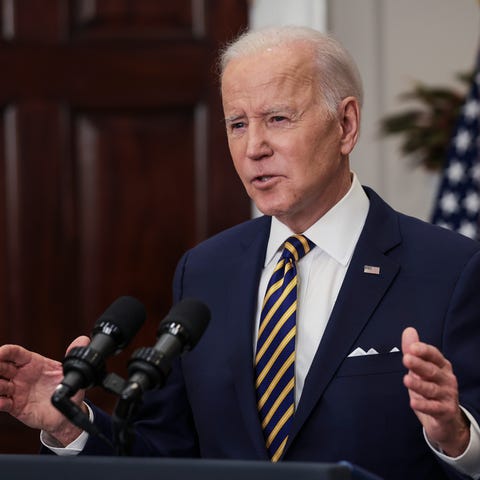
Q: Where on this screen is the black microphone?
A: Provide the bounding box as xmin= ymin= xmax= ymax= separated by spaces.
xmin=120 ymin=298 xmax=210 ymax=404
xmin=54 ymin=296 xmax=146 ymax=399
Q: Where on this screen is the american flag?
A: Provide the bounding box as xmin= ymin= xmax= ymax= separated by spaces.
xmin=430 ymin=62 xmax=480 ymax=241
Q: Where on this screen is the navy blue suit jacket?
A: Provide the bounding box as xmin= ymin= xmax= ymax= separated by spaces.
xmin=86 ymin=188 xmax=480 ymax=480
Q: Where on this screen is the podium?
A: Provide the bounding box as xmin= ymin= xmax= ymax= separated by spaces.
xmin=0 ymin=455 xmax=382 ymax=480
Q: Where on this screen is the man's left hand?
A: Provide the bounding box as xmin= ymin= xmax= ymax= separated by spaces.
xmin=402 ymin=327 xmax=470 ymax=457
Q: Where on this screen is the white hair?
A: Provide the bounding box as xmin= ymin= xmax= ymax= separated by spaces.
xmin=219 ymin=25 xmax=364 ymax=116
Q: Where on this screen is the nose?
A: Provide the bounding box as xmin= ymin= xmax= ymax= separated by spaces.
xmin=246 ymin=123 xmax=273 ymax=161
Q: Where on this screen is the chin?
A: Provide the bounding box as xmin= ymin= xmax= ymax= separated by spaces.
xmin=251 ymin=193 xmax=293 ymax=219
xmin=254 ymin=204 xmax=289 ymax=219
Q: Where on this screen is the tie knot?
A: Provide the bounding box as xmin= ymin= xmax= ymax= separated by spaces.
xmin=281 ymin=235 xmax=315 ymax=263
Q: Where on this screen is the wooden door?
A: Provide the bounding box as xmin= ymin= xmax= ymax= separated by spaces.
xmin=0 ymin=0 xmax=249 ymax=453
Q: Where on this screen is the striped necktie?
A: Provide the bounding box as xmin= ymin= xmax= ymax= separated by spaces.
xmin=254 ymin=234 xmax=315 ymax=461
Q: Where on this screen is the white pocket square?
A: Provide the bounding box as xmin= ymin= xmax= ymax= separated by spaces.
xmin=348 ymin=346 xmax=400 ymax=357
xmin=348 ymin=347 xmax=378 ymax=357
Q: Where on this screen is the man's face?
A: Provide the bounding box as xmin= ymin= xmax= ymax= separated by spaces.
xmin=221 ymin=44 xmax=356 ymax=232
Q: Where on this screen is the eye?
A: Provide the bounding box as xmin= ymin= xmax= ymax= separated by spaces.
xmin=270 ymin=115 xmax=288 ymax=124
xmin=227 ymin=121 xmax=248 ymax=136
xmin=231 ymin=121 xmax=246 ymax=130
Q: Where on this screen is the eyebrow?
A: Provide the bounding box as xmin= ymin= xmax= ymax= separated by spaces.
xmin=224 ymin=114 xmax=245 ymax=124
xmin=224 ymin=106 xmax=298 ymax=123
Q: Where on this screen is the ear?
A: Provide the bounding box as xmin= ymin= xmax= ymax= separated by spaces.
xmin=338 ymin=97 xmax=360 ymax=156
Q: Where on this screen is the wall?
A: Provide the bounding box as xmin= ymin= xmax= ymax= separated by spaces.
xmin=330 ymin=0 xmax=479 ymax=220
xmin=250 ymin=0 xmax=479 ymax=220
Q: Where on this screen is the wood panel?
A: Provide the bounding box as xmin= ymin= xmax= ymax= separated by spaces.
xmin=74 ymin=109 xmax=197 ymax=333
xmin=0 ymin=110 xmax=6 ymax=342
xmin=0 ymin=0 xmax=249 ymax=453
xmin=0 ymin=44 xmax=209 ymax=107
xmin=0 ymin=103 xmax=77 ymax=354
xmin=6 ymin=0 xmax=66 ymax=41
xmin=71 ymin=0 xmax=197 ymax=39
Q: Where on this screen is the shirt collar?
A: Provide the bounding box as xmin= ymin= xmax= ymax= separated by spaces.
xmin=264 ymin=173 xmax=370 ymax=267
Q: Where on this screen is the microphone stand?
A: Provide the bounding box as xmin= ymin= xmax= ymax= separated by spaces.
xmin=112 ymin=346 xmax=167 ymax=456
xmin=112 ymin=384 xmax=142 ymax=456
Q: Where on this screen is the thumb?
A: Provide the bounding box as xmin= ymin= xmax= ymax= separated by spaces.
xmin=402 ymin=327 xmax=419 ymax=355
xmin=65 ymin=335 xmax=90 ymax=356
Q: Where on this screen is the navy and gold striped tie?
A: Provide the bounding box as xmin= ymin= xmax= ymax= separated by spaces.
xmin=254 ymin=234 xmax=315 ymax=461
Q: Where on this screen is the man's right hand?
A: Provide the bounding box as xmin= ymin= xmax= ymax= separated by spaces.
xmin=0 ymin=336 xmax=90 ymax=446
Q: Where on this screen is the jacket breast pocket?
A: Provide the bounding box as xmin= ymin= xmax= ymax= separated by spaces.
xmin=336 ymin=351 xmax=405 ymax=377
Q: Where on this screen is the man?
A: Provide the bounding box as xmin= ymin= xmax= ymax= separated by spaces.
xmin=1 ymin=26 xmax=480 ymax=480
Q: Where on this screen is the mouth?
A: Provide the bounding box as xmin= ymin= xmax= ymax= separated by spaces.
xmin=251 ymin=174 xmax=281 ymax=189
xmin=256 ymin=175 xmax=273 ymax=182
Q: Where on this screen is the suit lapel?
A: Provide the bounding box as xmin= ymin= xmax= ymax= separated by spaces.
xmin=285 ymin=188 xmax=402 ymax=452
xmin=225 ymin=217 xmax=271 ymax=459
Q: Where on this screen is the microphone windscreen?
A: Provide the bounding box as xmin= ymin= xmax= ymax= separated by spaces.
xmin=94 ymin=296 xmax=146 ymax=348
xmin=159 ymin=298 xmax=210 ymax=348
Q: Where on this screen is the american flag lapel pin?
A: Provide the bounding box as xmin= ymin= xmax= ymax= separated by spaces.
xmin=364 ymin=265 xmax=381 ymax=275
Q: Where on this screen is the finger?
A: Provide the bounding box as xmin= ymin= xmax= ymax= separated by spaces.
xmin=401 ymin=327 xmax=419 ymax=355
xmin=0 ymin=395 xmax=13 ymax=413
xmin=65 ymin=336 xmax=90 ymax=356
xmin=404 ymin=366 xmax=458 ymax=402
xmin=0 ymin=345 xmax=31 ymax=367
xmin=407 ymin=393 xmax=457 ymax=419
xmin=409 ymin=395 xmax=442 ymax=416
xmin=0 ymin=378 xmax=15 ymax=397
xmin=404 ymin=378 xmax=425 ymax=406
xmin=0 ymin=361 xmax=18 ymax=380
xmin=404 ymin=344 xmax=451 ymax=374
xmin=404 ymin=371 xmax=443 ymax=399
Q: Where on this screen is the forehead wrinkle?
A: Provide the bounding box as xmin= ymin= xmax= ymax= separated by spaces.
xmin=264 ymin=105 xmax=296 ymax=114
xmin=223 ymin=59 xmax=316 ymax=95
xmin=222 ymin=49 xmax=320 ymax=119
xmin=259 ymin=69 xmax=316 ymax=94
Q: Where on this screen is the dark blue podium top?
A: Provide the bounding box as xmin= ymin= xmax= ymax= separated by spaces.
xmin=0 ymin=454 xmax=382 ymax=480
